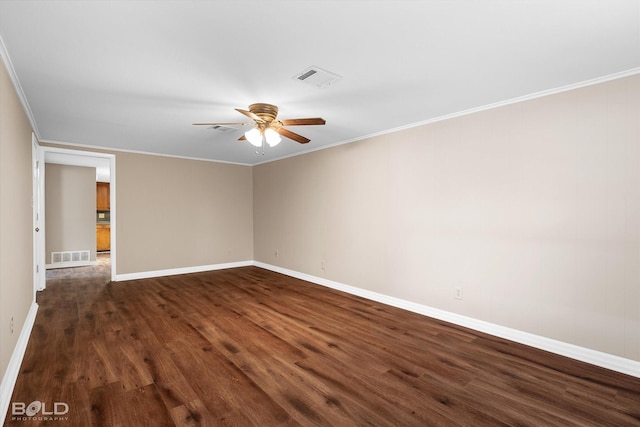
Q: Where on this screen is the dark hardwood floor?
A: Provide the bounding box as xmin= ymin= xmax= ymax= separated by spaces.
xmin=6 ymin=259 xmax=640 ymax=426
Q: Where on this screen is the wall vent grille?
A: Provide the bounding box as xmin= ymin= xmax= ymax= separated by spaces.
xmin=51 ymin=250 xmax=90 ymax=264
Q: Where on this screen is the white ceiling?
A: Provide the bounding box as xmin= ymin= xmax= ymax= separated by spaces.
xmin=1 ymin=1 xmax=639 ymax=165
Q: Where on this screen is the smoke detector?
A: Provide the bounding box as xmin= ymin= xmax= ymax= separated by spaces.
xmin=293 ymin=66 xmax=342 ymax=88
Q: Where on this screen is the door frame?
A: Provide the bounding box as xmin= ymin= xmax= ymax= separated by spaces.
xmin=32 ymin=135 xmax=44 ymax=295
xmin=34 ymin=144 xmax=116 ymax=287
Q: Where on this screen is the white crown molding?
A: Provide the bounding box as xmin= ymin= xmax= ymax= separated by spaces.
xmin=254 ymin=261 xmax=640 ymax=379
xmin=0 ymin=34 xmax=40 ymax=140
xmin=0 ymin=302 xmax=38 ymax=426
xmin=39 ymin=139 xmax=253 ymax=167
xmin=254 ymin=67 xmax=640 ymax=166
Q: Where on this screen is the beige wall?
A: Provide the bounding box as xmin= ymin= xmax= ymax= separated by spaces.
xmin=45 ymin=164 xmax=96 ymax=264
xmin=7 ymin=61 xmax=638 ymax=371
xmin=254 ymin=74 xmax=640 ymax=362
xmin=39 ymin=145 xmax=255 ymax=276
xmin=0 ymin=56 xmax=34 ymax=381
xmin=115 ymin=152 xmax=253 ymax=275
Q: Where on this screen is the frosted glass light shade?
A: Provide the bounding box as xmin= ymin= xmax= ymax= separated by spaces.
xmin=264 ymin=128 xmax=281 ymax=147
xmin=245 ymin=127 xmax=263 ymax=147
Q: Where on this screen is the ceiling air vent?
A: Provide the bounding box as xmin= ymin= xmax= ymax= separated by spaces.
xmin=293 ymin=66 xmax=341 ymax=88
xmin=207 ymin=125 xmax=236 ymax=133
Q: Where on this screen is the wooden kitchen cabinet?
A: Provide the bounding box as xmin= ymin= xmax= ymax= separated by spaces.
xmin=97 ymin=182 xmax=110 ymax=210
xmin=96 ymin=224 xmax=110 ymax=252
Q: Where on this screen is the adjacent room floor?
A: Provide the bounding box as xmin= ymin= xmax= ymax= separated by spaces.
xmin=6 ymin=259 xmax=640 ymax=426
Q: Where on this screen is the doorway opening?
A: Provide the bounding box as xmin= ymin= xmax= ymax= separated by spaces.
xmin=34 ymin=145 xmax=116 ymax=291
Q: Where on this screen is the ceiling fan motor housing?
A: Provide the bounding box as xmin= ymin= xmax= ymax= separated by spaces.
xmin=249 ymin=103 xmax=279 ymax=123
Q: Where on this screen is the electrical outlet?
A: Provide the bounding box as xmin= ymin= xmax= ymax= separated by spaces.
xmin=10 ymin=316 xmax=14 ymax=334
xmin=455 ymin=287 xmax=463 ymax=300
xmin=275 ymin=249 xmax=279 ymax=258
xmin=321 ymin=260 xmax=327 ymax=270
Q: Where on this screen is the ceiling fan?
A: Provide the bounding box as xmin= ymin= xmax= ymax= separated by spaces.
xmin=193 ymin=103 xmax=326 ymax=147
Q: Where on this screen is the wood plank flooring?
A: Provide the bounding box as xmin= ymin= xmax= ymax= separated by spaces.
xmin=6 ymin=260 xmax=640 ymax=426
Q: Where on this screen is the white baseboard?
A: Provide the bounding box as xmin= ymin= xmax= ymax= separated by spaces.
xmin=78 ymin=258 xmax=640 ymax=377
xmin=254 ymin=261 xmax=640 ymax=379
xmin=0 ymin=301 xmax=38 ymax=426
xmin=114 ymin=260 xmax=253 ymax=282
xmin=46 ymin=260 xmax=97 ymax=269
xmin=3 ymin=261 xmax=635 ymax=427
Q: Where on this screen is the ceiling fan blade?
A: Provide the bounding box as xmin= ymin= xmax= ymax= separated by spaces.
xmin=192 ymin=122 xmax=252 ymax=126
xmin=280 ymin=118 xmax=326 ymax=126
xmin=238 ymin=135 xmax=246 ymax=141
xmin=277 ymin=127 xmax=310 ymax=144
xmin=235 ymin=108 xmax=263 ymax=122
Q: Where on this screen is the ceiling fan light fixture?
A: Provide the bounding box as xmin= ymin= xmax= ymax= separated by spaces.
xmin=195 ymin=103 xmax=326 ymax=147
xmin=245 ymin=127 xmax=263 ymax=147
xmin=264 ymin=128 xmax=281 ymax=147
